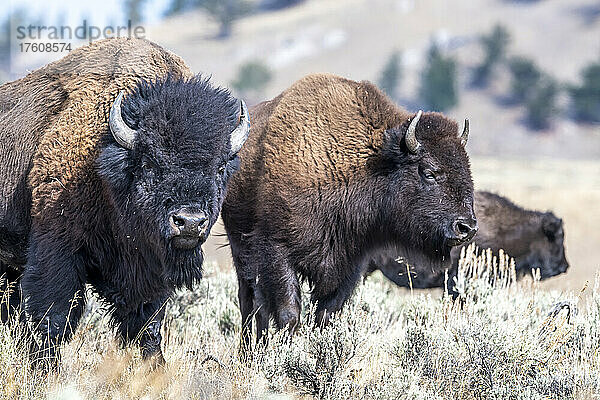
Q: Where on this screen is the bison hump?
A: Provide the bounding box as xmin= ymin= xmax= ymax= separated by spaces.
xmin=253 ymin=73 xmax=406 ymax=187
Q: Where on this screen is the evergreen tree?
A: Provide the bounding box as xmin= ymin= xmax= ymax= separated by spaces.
xmin=472 ymin=24 xmax=510 ymax=87
xmin=0 ymin=16 xmax=10 ymax=75
xmin=569 ymin=61 xmax=600 ymax=123
xmin=124 ymin=0 xmax=146 ymax=24
xmin=525 ymin=77 xmax=558 ymax=130
xmin=378 ymin=51 xmax=402 ymax=100
xmin=0 ymin=9 xmax=29 ymax=79
xmin=508 ymin=56 xmax=541 ymax=103
xmin=197 ymin=0 xmax=253 ymax=38
xmin=165 ymin=0 xmax=189 ymax=16
xmin=231 ymin=61 xmax=273 ymax=98
xmin=261 ymin=0 xmax=306 ymax=10
xmin=419 ymin=45 xmax=458 ymax=111
xmin=164 ymin=0 xmax=252 ymax=38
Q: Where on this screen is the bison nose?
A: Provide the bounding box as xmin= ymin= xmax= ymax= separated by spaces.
xmin=450 ymin=218 xmax=478 ymax=244
xmin=170 ymin=212 xmax=209 ymax=237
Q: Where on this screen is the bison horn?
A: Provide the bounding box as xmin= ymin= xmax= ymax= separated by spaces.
xmin=405 ymin=110 xmax=422 ymax=154
xmin=230 ymin=100 xmax=250 ymax=155
xmin=460 ymin=119 xmax=469 ymax=146
xmin=109 ymin=91 xmax=136 ymax=150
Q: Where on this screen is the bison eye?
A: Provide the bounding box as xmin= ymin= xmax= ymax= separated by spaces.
xmin=422 ymin=169 xmax=436 ymax=183
xmin=218 ymin=165 xmax=226 ymax=175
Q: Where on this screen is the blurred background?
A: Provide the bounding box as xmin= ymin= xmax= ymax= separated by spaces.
xmin=2 ymin=0 xmax=599 ymax=292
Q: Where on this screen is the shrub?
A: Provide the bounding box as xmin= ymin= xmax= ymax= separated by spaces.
xmin=231 ymin=60 xmax=273 ymax=98
xmin=1 ymin=250 xmax=599 ymax=399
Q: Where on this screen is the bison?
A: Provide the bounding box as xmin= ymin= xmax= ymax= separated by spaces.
xmin=221 ymin=73 xmax=477 ymax=346
xmin=0 ymin=38 xmax=249 ymax=364
xmin=368 ymin=191 xmax=569 ymax=291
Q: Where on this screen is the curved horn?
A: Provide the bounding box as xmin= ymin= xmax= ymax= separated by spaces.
xmin=405 ymin=110 xmax=422 ymax=154
xmin=230 ymin=100 xmax=250 ymax=155
xmin=460 ymin=118 xmax=469 ymax=146
xmin=109 ymin=92 xmax=136 ymax=150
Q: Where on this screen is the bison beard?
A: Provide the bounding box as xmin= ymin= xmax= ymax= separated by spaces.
xmin=222 ymin=73 xmax=477 ymax=348
xmin=0 ymin=38 xmax=249 ymax=366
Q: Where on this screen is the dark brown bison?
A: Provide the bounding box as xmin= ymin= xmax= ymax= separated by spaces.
xmin=0 ymin=38 xmax=249 ymax=365
xmin=368 ymin=191 xmax=569 ymax=291
xmin=221 ymin=73 xmax=477 ymax=346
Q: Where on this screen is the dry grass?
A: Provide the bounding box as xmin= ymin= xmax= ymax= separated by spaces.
xmin=1 ymin=246 xmax=600 ymax=399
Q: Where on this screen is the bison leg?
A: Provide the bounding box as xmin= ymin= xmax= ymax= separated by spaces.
xmin=20 ymin=234 xmax=87 ymax=367
xmin=313 ymin=291 xmax=348 ymax=326
xmin=228 ymin=231 xmax=255 ymax=353
xmin=237 ymin=277 xmax=254 ymax=353
xmin=236 ymin=279 xmax=270 ymax=356
xmin=255 ymin=242 xmax=301 ymax=336
xmin=445 ymin=267 xmax=460 ymax=299
xmin=312 ymin=266 xmax=363 ymax=326
xmin=114 ymin=298 xmax=167 ymax=364
xmin=1 ymin=264 xmax=23 ymax=324
xmin=253 ymin=285 xmax=272 ymax=345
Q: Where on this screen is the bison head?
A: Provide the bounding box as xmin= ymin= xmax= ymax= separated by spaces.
xmin=516 ymin=212 xmax=569 ymax=279
xmin=378 ymin=111 xmax=477 ymax=267
xmin=97 ymin=75 xmax=249 ymax=257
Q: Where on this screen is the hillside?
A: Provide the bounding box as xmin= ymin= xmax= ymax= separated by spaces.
xmin=147 ymin=0 xmax=600 ymax=159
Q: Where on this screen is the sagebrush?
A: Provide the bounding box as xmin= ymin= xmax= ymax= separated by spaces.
xmin=1 ymin=246 xmax=599 ymax=399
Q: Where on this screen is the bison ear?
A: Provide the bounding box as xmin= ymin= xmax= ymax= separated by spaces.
xmin=229 ymin=100 xmax=250 ymax=156
xmin=109 ymin=92 xmax=137 ymax=150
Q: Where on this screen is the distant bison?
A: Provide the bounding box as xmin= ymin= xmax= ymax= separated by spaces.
xmin=222 ymin=73 xmax=477 ymax=345
xmin=0 ymin=38 xmax=249 ymax=364
xmin=368 ymin=191 xmax=569 ymax=291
